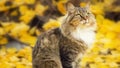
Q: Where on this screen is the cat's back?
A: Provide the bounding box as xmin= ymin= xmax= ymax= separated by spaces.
xmin=32 ymin=28 xmax=63 ymax=68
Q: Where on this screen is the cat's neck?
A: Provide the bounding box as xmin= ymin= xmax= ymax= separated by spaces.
xmin=71 ymin=27 xmax=96 ymax=48
xmin=60 ymin=24 xmax=96 ymax=48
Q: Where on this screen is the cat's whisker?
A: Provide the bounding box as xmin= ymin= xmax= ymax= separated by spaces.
xmin=84 ymin=19 xmax=89 ymax=24
xmin=86 ymin=19 xmax=88 ymax=23
xmin=81 ymin=20 xmax=85 ymax=24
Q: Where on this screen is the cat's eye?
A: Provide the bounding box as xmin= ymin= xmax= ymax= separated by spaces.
xmin=75 ymin=14 xmax=81 ymax=18
xmin=87 ymin=12 xmax=91 ymax=14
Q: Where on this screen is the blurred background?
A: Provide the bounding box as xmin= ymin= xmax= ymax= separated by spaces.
xmin=0 ymin=0 xmax=120 ymax=68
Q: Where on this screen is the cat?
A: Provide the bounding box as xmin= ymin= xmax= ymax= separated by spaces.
xmin=32 ymin=3 xmax=97 ymax=68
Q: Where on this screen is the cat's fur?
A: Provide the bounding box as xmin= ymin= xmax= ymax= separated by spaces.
xmin=32 ymin=3 xmax=97 ymax=68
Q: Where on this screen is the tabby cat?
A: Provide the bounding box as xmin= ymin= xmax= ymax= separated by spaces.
xmin=32 ymin=3 xmax=97 ymax=68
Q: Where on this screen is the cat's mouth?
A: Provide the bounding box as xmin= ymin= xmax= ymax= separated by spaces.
xmin=80 ymin=19 xmax=88 ymax=24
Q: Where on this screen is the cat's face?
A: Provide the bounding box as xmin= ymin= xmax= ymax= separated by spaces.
xmin=65 ymin=3 xmax=96 ymax=30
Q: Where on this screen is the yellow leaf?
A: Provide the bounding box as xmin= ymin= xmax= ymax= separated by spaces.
xmin=19 ymin=34 xmax=36 ymax=47
xmin=19 ymin=10 xmax=35 ymax=24
xmin=0 ymin=0 xmax=10 ymax=11
xmin=91 ymin=4 xmax=104 ymax=15
xmin=0 ymin=37 xmax=8 ymax=45
xmin=57 ymin=1 xmax=67 ymax=15
xmin=10 ymin=10 xmax=18 ymax=16
xmin=9 ymin=56 xmax=19 ymax=63
xmin=25 ymin=0 xmax=35 ymax=4
xmin=0 ymin=27 xmax=5 ymax=35
xmin=9 ymin=23 xmax=30 ymax=38
xmin=35 ymin=29 xmax=41 ymax=36
xmin=29 ymin=27 xmax=37 ymax=35
xmin=90 ymin=64 xmax=98 ymax=68
xmin=43 ymin=19 xmax=60 ymax=31
xmin=1 ymin=22 xmax=17 ymax=33
xmin=112 ymin=23 xmax=120 ymax=32
xmin=6 ymin=48 xmax=17 ymax=54
xmin=98 ymin=63 xmax=109 ymax=68
xmin=14 ymin=0 xmax=24 ymax=5
xmin=16 ymin=64 xmax=26 ymax=68
xmin=19 ymin=5 xmax=29 ymax=15
xmin=105 ymin=32 xmax=116 ymax=39
xmin=35 ymin=3 xmax=48 ymax=16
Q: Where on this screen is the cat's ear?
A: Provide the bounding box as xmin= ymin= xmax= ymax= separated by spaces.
xmin=66 ymin=3 xmax=75 ymax=13
xmin=85 ymin=2 xmax=90 ymax=10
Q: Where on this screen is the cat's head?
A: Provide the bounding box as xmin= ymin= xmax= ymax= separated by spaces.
xmin=63 ymin=3 xmax=96 ymax=31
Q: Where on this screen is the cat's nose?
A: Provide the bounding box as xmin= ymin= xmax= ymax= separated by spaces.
xmin=85 ymin=16 xmax=88 ymax=19
xmin=83 ymin=16 xmax=88 ymax=20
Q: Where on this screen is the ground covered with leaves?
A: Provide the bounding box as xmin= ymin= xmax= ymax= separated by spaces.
xmin=0 ymin=0 xmax=120 ymax=68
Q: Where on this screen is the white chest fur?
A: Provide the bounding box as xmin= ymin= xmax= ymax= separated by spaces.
xmin=71 ymin=27 xmax=96 ymax=48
